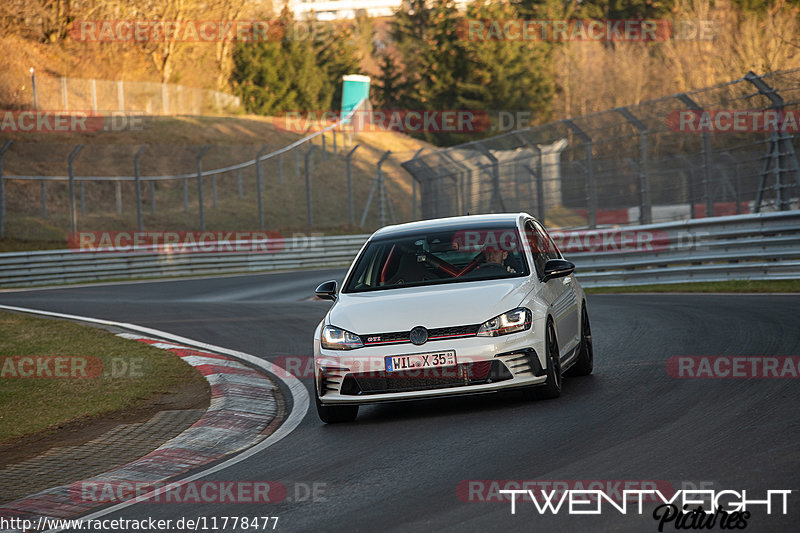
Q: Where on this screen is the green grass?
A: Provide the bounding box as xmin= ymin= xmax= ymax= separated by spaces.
xmin=0 ymin=310 xmax=207 ymax=443
xmin=585 ymin=279 xmax=800 ymax=294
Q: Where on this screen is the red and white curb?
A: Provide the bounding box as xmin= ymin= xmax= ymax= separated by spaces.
xmin=0 ymin=304 xmax=308 ymax=532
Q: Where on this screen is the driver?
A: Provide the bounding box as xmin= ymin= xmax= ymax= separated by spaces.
xmin=466 ymin=244 xmax=514 ymax=276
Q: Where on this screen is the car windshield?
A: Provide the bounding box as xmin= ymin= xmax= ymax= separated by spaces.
xmin=343 ymin=226 xmax=529 ymax=293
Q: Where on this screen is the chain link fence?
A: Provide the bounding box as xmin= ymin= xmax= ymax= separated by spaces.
xmin=0 ymin=99 xmax=424 ymax=241
xmin=402 ymin=69 xmax=800 ymax=228
xmin=26 ymin=75 xmax=240 ymax=115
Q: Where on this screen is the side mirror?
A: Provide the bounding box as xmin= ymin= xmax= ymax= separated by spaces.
xmin=315 ymin=280 xmax=338 ymax=301
xmin=542 ymin=259 xmax=575 ymax=282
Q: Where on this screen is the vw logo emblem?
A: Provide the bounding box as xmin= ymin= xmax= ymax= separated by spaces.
xmin=409 ymin=326 xmax=428 ymax=345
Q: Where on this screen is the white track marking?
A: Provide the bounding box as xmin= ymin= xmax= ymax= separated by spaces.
xmin=0 ymin=304 xmax=309 ymax=532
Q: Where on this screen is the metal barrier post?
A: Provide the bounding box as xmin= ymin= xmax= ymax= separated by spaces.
xmin=0 ymin=141 xmax=13 ymax=238
xmin=305 ymin=145 xmax=317 ymax=227
xmin=256 ymin=145 xmax=268 ymax=230
xmin=237 ymin=168 xmax=243 ymax=198
xmin=615 ymin=107 xmax=651 ymax=225
xmin=278 ymin=153 xmax=283 ymax=184
xmin=196 ymin=145 xmax=211 ymax=231
xmin=346 ymin=145 xmax=360 ymax=226
xmin=134 ymin=145 xmax=146 ymax=231
xmin=183 ymin=179 xmax=189 ymax=213
xmin=67 ymin=145 xmax=84 ymax=234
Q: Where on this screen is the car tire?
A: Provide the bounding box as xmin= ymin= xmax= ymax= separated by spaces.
xmin=524 ymin=319 xmax=562 ymax=400
xmin=315 ymin=390 xmax=358 ymax=423
xmin=566 ymin=304 xmax=593 ymax=377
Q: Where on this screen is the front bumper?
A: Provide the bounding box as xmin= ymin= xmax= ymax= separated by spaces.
xmin=315 ymin=334 xmax=547 ymax=405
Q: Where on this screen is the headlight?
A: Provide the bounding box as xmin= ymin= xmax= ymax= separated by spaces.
xmin=321 ymin=325 xmax=363 ymax=350
xmin=477 ymin=308 xmax=532 ymax=337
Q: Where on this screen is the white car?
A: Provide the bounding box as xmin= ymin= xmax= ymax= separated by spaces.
xmin=312 ymin=213 xmax=593 ymax=423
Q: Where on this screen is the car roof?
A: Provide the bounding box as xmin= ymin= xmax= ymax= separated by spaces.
xmin=371 ymin=213 xmax=534 ymax=240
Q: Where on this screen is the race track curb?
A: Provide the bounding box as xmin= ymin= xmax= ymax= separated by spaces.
xmin=0 ymin=333 xmax=282 ymax=530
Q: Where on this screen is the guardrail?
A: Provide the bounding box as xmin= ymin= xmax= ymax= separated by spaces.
xmin=0 ymin=212 xmax=798 ymax=288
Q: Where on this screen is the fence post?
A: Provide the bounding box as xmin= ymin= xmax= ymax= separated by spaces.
xmin=41 ymin=180 xmax=47 ymax=218
xmin=745 ymin=71 xmax=800 ymax=213
xmin=183 ymin=179 xmax=189 ymax=212
xmin=360 ymin=150 xmax=391 ymax=228
xmin=150 ymin=181 xmax=156 ymax=213
xmin=256 ymin=145 xmax=268 ymax=230
xmin=68 ymin=144 xmax=84 ymax=234
xmin=80 ymin=181 xmax=86 ymax=217
xmin=196 ymin=145 xmax=211 ymax=231
xmin=474 ymin=144 xmax=505 ymax=213
xmin=321 ymin=134 xmax=327 ymax=160
xmin=90 ymin=79 xmax=98 ymax=113
xmin=410 ymin=148 xmax=425 ymax=220
xmin=162 ymin=83 xmax=169 ymax=115
xmin=212 ymin=173 xmax=218 ymax=208
xmin=346 ymin=144 xmax=360 ymax=226
xmin=677 ymin=93 xmax=714 ymax=218
xmin=134 ymin=145 xmax=146 ymax=231
xmin=61 ymin=77 xmax=69 ymax=110
xmin=615 ymin=107 xmax=651 ymax=225
xmin=305 ymin=145 xmax=317 ymax=227
xmin=333 ymin=130 xmax=337 ymax=155
xmin=0 ymin=141 xmax=13 ymax=239
xmin=31 ymin=68 xmax=38 ymax=110
xmin=295 ymin=146 xmax=300 ymax=178
xmin=115 ymin=181 xmax=122 ymax=214
xmin=278 ymin=153 xmax=283 ymax=184
xmin=237 ymin=168 xmax=243 ymax=198
xmin=117 ymin=80 xmax=125 ymax=112
xmin=562 ymin=119 xmax=596 ymax=228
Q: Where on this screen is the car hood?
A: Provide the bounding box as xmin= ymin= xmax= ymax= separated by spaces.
xmin=328 ymin=278 xmax=532 ymax=334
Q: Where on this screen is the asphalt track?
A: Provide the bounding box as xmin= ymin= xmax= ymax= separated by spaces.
xmin=1 ymin=270 xmax=799 ymax=532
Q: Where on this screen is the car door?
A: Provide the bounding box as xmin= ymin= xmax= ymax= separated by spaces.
xmin=526 ymin=220 xmax=580 ymax=356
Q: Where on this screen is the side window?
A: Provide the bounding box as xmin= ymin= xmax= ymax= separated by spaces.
xmin=534 ymin=221 xmax=561 ymax=261
xmin=524 ymin=221 xmax=549 ymax=279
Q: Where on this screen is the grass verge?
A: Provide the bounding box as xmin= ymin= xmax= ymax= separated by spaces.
xmin=585 ymin=279 xmax=800 ymax=294
xmin=0 ymin=310 xmax=207 ymax=444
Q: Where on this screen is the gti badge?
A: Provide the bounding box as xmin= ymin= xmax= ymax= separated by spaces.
xmin=409 ymin=326 xmax=428 ymax=346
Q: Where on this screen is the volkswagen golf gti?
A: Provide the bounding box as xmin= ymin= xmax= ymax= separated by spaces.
xmin=312 ymin=213 xmax=593 ymax=423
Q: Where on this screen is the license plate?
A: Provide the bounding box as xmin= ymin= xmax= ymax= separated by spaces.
xmin=385 ymin=350 xmax=456 ymax=372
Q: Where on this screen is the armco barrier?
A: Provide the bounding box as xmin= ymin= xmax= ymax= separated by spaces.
xmin=0 ymin=212 xmax=798 ymax=288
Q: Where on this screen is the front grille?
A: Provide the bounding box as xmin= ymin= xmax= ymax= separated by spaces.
xmin=340 ymin=360 xmax=513 ymax=395
xmin=360 ymin=324 xmax=480 ymax=346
